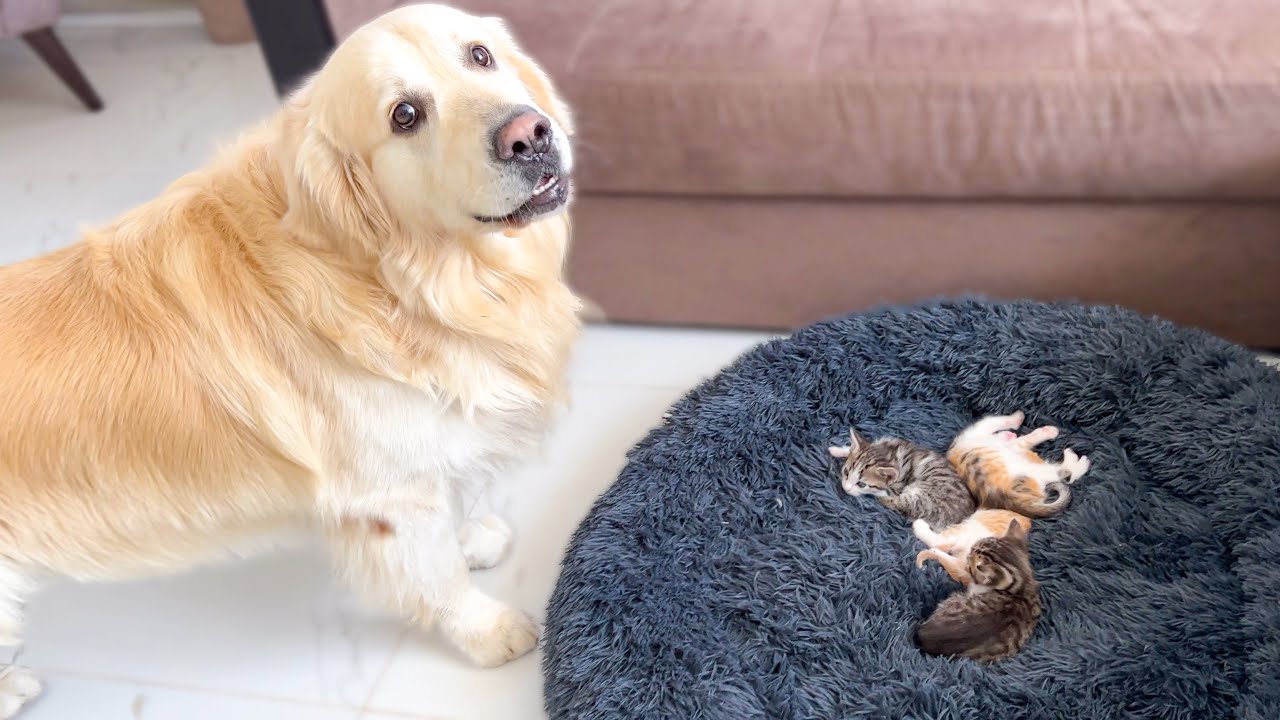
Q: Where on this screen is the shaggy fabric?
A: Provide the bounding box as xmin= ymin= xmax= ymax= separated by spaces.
xmin=542 ymin=300 xmax=1280 ymax=720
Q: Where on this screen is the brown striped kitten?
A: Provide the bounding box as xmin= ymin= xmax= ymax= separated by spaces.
xmin=829 ymin=430 xmax=975 ymax=528
xmin=915 ymin=520 xmax=1041 ymax=662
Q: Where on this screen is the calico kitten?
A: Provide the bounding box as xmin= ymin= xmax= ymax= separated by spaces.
xmin=915 ymin=520 xmax=1041 ymax=661
xmin=913 ymin=508 xmax=1032 ymax=585
xmin=948 ymin=411 xmax=1090 ymax=518
xmin=829 ymin=430 xmax=975 ymax=528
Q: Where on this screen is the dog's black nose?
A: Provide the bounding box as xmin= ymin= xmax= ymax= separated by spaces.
xmin=493 ymin=106 xmax=552 ymax=161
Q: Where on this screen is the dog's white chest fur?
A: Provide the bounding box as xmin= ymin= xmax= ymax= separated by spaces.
xmin=325 ymin=369 xmax=544 ymax=502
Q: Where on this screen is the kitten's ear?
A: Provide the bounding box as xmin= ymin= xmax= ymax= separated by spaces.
xmin=849 ymin=429 xmax=866 ymax=453
xmin=1005 ymin=519 xmax=1028 ymax=543
xmin=828 ymin=445 xmax=851 ymax=459
xmin=882 ymin=467 xmax=899 ymax=483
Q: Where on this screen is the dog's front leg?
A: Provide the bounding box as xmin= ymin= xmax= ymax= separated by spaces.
xmin=327 ymin=503 xmax=538 ymax=667
xmin=458 ymin=514 xmax=513 ymax=570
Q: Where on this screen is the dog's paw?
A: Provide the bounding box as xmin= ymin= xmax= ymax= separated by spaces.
xmin=460 ymin=515 xmax=512 ymax=571
xmin=0 ymin=667 xmax=40 ymax=719
xmin=459 ymin=606 xmax=540 ymax=668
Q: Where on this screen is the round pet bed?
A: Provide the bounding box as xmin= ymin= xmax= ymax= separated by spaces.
xmin=542 ymin=300 xmax=1280 ymax=720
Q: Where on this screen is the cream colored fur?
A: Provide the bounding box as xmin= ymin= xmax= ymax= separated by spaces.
xmin=0 ymin=5 xmax=579 ymax=714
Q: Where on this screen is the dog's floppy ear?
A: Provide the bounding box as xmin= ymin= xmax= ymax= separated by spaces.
xmin=487 ymin=17 xmax=574 ymax=135
xmin=291 ymin=127 xmax=393 ymax=245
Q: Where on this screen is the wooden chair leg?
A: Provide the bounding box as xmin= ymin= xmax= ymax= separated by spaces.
xmin=21 ymin=27 xmax=104 ymax=112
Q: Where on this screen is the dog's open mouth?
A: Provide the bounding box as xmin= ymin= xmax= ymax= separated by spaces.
xmin=476 ymin=174 xmax=572 ymax=226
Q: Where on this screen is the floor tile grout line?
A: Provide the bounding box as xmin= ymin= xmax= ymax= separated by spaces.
xmin=38 ymin=661 xmax=477 ymax=719
xmin=34 ymin=666 xmax=368 ymax=714
xmin=358 ymin=704 xmax=452 ymax=720
xmin=566 ymin=379 xmax=714 ymax=392
xmin=354 ymin=626 xmax=410 ymax=717
xmin=356 ymin=703 xmax=451 ymax=719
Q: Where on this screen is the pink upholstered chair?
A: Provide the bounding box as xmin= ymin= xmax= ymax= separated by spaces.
xmin=0 ymin=0 xmax=102 ymax=110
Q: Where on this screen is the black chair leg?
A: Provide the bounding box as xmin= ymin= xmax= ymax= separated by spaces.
xmin=21 ymin=27 xmax=104 ymax=112
xmin=243 ymin=0 xmax=335 ymax=96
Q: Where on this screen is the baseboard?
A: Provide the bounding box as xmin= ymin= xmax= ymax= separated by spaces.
xmin=60 ymin=8 xmax=202 ymax=29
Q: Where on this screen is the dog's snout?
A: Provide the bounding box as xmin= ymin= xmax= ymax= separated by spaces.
xmin=493 ymin=106 xmax=552 ymax=161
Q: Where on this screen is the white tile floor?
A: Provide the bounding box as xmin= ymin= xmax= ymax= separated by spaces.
xmin=0 ymin=16 xmax=771 ymax=720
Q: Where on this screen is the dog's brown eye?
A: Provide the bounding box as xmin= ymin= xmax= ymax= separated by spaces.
xmin=391 ymin=102 xmax=418 ymax=131
xmin=470 ymin=44 xmax=493 ymax=68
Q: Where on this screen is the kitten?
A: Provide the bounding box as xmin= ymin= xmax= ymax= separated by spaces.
xmin=829 ymin=430 xmax=975 ymax=528
xmin=948 ymin=411 xmax=1090 ymax=518
xmin=913 ymin=508 xmax=1032 ymax=585
xmin=915 ymin=520 xmax=1041 ymax=661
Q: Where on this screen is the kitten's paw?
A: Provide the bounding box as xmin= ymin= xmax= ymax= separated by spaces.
xmin=985 ymin=410 xmax=1025 ymax=433
xmin=915 ymin=549 xmax=943 ymax=568
xmin=1062 ymin=449 xmax=1091 ymax=481
xmin=1018 ymin=425 xmax=1059 ymax=448
xmin=912 ymin=518 xmax=935 ymax=543
xmin=996 ymin=431 xmax=1018 ymax=441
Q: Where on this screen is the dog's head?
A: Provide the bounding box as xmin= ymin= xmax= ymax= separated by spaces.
xmin=287 ymin=4 xmax=574 ymax=245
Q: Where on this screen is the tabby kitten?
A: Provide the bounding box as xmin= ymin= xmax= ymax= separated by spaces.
xmin=948 ymin=411 xmax=1090 ymax=518
xmin=829 ymin=430 xmax=975 ymax=528
xmin=916 ymin=520 xmax=1041 ymax=661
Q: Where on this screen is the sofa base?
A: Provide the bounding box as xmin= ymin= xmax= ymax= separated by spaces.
xmin=568 ymin=195 xmax=1280 ymax=347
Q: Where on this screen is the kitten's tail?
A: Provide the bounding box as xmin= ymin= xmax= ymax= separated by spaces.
xmin=916 ymin=610 xmax=1012 ymax=662
xmin=1019 ymin=481 xmax=1071 ymax=518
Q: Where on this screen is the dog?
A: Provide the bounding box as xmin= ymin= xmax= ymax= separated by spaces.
xmin=0 ymin=4 xmax=579 ymax=715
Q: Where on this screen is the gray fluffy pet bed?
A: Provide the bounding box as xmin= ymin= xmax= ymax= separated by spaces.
xmin=542 ymin=300 xmax=1280 ymax=720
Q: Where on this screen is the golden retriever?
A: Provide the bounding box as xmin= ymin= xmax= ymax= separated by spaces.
xmin=0 ymin=4 xmax=579 ymax=714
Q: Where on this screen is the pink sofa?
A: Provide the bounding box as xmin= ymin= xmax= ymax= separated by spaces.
xmin=310 ymin=1 xmax=1280 ymax=346
xmin=1 ymin=0 xmax=101 ymax=110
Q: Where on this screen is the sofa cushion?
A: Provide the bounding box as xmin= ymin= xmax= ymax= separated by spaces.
xmin=331 ymin=1 xmax=1280 ymax=200
xmin=0 ymin=0 xmax=62 ymax=38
